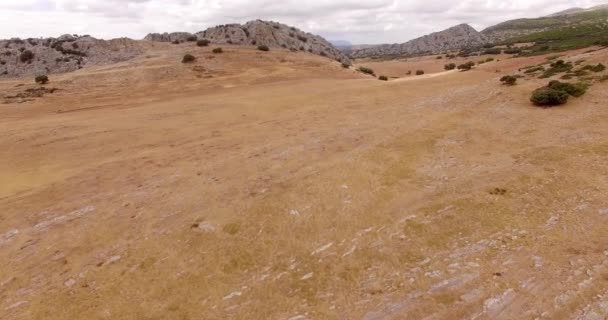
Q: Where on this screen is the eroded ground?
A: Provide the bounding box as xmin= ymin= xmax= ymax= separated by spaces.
xmin=1 ymin=43 xmax=608 ymax=319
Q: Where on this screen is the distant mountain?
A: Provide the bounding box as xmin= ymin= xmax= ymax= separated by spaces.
xmin=330 ymin=40 xmax=352 ymax=47
xmin=145 ymin=20 xmax=351 ymax=65
xmin=351 ymin=24 xmax=487 ymax=59
xmin=483 ymin=4 xmax=608 ymax=43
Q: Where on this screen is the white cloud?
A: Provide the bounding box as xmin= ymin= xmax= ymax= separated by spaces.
xmin=0 ymin=0 xmax=606 ymax=44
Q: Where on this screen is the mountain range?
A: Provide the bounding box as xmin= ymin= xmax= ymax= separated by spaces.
xmin=350 ymin=4 xmax=608 ymax=59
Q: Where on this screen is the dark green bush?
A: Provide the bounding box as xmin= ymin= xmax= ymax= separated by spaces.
xmin=341 ymin=63 xmax=350 ymax=69
xmin=540 ymin=60 xmax=573 ymax=78
xmin=483 ymin=48 xmax=502 ymax=55
xmin=524 ymin=66 xmax=545 ymax=74
xmin=530 ymin=88 xmax=569 ymax=106
xmin=378 ymin=75 xmax=388 ymax=81
xmin=415 ymin=70 xmax=424 ymax=75
xmin=35 ymin=75 xmax=49 ymax=84
xmin=357 ymin=66 xmax=375 ymax=75
xmin=503 ymin=48 xmax=521 ymax=54
xmin=212 ymin=47 xmax=223 ymax=54
xmin=500 ymin=75 xmax=517 ymax=86
xmin=257 ymin=45 xmax=269 ymax=51
xmin=19 ymin=50 xmax=34 ymax=63
xmin=582 ymin=63 xmax=606 ymax=72
xmin=548 ymin=80 xmax=588 ymax=97
xmin=444 ymin=63 xmax=456 ymax=70
xmin=182 ymin=54 xmax=196 ymax=63
xmin=197 ymin=39 xmax=210 ymax=47
xmin=186 ymin=36 xmax=198 ymax=42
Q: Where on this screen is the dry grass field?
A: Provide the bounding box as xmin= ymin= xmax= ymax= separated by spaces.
xmin=1 ymin=43 xmax=608 ymax=319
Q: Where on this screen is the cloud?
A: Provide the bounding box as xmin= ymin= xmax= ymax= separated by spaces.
xmin=1 ymin=0 xmax=607 ymax=44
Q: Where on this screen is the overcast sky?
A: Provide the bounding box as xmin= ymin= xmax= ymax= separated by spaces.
xmin=0 ymin=0 xmax=606 ymax=44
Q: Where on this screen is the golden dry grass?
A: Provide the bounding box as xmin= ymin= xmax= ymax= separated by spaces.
xmin=1 ymin=43 xmax=608 ymax=319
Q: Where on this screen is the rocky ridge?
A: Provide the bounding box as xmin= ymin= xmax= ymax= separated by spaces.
xmin=351 ymin=24 xmax=487 ymax=59
xmin=0 ymin=34 xmax=143 ymax=77
xmin=145 ymin=20 xmax=351 ymax=65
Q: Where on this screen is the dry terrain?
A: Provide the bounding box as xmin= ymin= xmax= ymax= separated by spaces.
xmin=1 ymin=43 xmax=608 ymax=319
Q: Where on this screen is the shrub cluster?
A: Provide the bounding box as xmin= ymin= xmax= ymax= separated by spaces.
xmin=581 ymin=63 xmax=606 ymax=73
xmin=19 ymin=50 xmax=34 ymax=63
xmin=483 ymin=48 xmax=502 ymax=55
xmin=212 ymin=47 xmax=223 ymax=54
xmin=444 ymin=63 xmax=456 ymax=70
xmin=415 ymin=70 xmax=424 ymax=75
xmin=530 ymin=80 xmax=589 ymax=106
xmin=540 ymin=60 xmax=573 ymax=78
xmin=378 ymin=75 xmax=388 ymax=81
xmin=257 ymin=45 xmax=270 ymax=51
xmin=457 ymin=61 xmax=475 ymax=71
xmin=357 ymin=66 xmax=375 ymax=76
xmin=186 ymin=36 xmax=198 ymax=42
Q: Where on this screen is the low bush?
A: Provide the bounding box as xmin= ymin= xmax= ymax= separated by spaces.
xmin=436 ymin=56 xmax=443 ymax=59
xmin=378 ymin=75 xmax=388 ymax=81
xmin=503 ymin=48 xmax=521 ymax=54
xmin=35 ymin=75 xmax=49 ymax=84
xmin=540 ymin=60 xmax=573 ymax=78
xmin=19 ymin=50 xmax=34 ymax=63
xmin=172 ymin=40 xmax=180 ymax=44
xmin=444 ymin=63 xmax=456 ymax=70
xmin=500 ymin=75 xmax=517 ymax=86
xmin=182 ymin=54 xmax=196 ymax=63
xmin=415 ymin=70 xmax=424 ymax=75
xmin=524 ymin=66 xmax=545 ymax=74
xmin=212 ymin=47 xmax=223 ymax=54
xmin=197 ymin=39 xmax=210 ymax=47
xmin=257 ymin=45 xmax=269 ymax=51
xmin=186 ymin=36 xmax=198 ymax=42
xmin=341 ymin=63 xmax=350 ymax=69
xmin=530 ymin=88 xmax=569 ymax=106
xmin=406 ymin=70 xmax=412 ymax=75
xmin=357 ymin=66 xmax=375 ymax=76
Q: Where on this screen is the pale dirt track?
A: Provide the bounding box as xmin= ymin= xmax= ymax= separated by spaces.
xmin=1 ymin=44 xmax=608 ymax=320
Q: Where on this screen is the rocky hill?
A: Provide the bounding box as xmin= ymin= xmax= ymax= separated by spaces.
xmin=0 ymin=35 xmax=142 ymax=77
xmin=145 ymin=20 xmax=351 ymax=65
xmin=350 ymin=24 xmax=487 ymax=59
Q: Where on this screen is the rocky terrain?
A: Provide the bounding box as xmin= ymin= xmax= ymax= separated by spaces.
xmin=351 ymin=24 xmax=487 ymax=59
xmin=145 ymin=20 xmax=351 ymax=65
xmin=0 ymin=35 xmax=143 ymax=77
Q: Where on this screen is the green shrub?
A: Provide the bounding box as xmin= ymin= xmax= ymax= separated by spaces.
xmin=530 ymin=88 xmax=569 ymax=106
xmin=548 ymin=80 xmax=588 ymax=97
xmin=486 ymin=58 xmax=494 ymax=62
xmin=19 ymin=50 xmax=34 ymax=63
xmin=444 ymin=63 xmax=456 ymax=70
xmin=197 ymin=39 xmax=210 ymax=47
xmin=186 ymin=36 xmax=198 ymax=42
xmin=182 ymin=54 xmax=196 ymax=63
xmin=436 ymin=56 xmax=443 ymax=59
xmin=500 ymin=75 xmax=517 ymax=86
xmin=35 ymin=75 xmax=49 ymax=84
xmin=257 ymin=45 xmax=269 ymax=51
xmin=212 ymin=47 xmax=223 ymax=54
xmin=341 ymin=63 xmax=350 ymax=69
xmin=378 ymin=75 xmax=388 ymax=81
xmin=415 ymin=70 xmax=424 ymax=75
xmin=503 ymin=48 xmax=521 ymax=54
xmin=540 ymin=60 xmax=573 ymax=78
xmin=357 ymin=66 xmax=375 ymax=76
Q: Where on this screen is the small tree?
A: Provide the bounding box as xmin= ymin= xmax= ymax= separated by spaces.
xmin=197 ymin=39 xmax=210 ymax=47
xmin=415 ymin=70 xmax=424 ymax=75
xmin=378 ymin=75 xmax=388 ymax=81
xmin=212 ymin=48 xmax=223 ymax=54
xmin=35 ymin=75 xmax=49 ymax=84
xmin=182 ymin=54 xmax=196 ymax=63
xmin=500 ymin=75 xmax=517 ymax=86
xmin=257 ymin=45 xmax=269 ymax=51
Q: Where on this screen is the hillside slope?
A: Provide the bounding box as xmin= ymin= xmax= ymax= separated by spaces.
xmin=145 ymin=20 xmax=351 ymax=65
xmin=351 ymin=24 xmax=487 ymax=59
